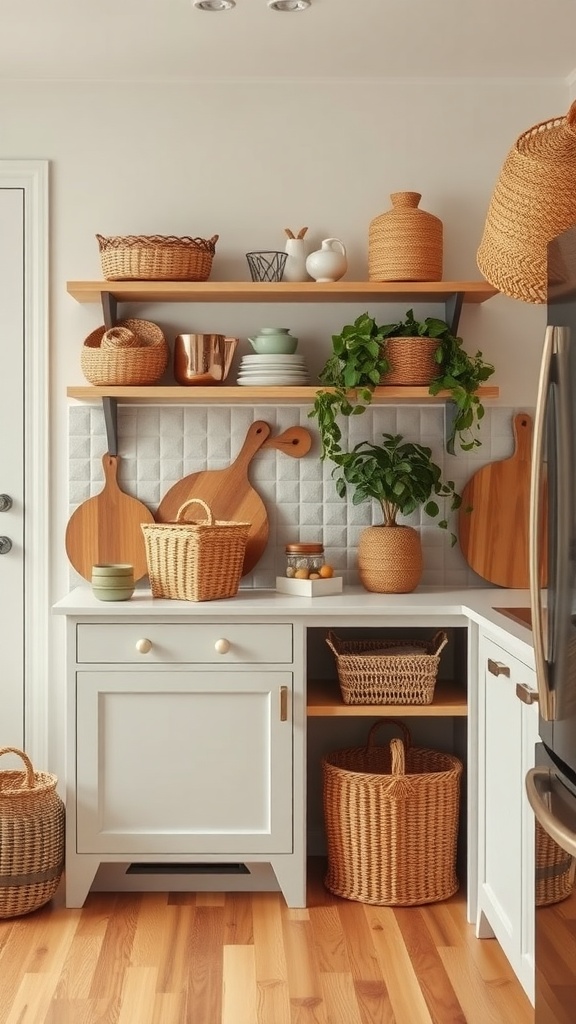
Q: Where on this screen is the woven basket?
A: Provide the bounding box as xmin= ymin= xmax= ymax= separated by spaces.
xmin=323 ymin=718 xmax=462 ymax=905
xmin=326 ymin=630 xmax=447 ymax=705
xmin=477 ymin=101 xmax=576 ymax=303
xmin=368 ymin=192 xmax=443 ymax=282
xmin=142 ymin=498 xmax=250 ymax=602
xmin=536 ymin=820 xmax=575 ymax=907
xmin=0 ymin=747 xmax=65 ymax=918
xmin=81 ymin=318 xmax=169 ymax=386
xmin=358 ymin=524 xmax=423 ymax=594
xmin=96 ymin=233 xmax=219 ymax=282
xmin=380 ymin=336 xmax=440 ymax=386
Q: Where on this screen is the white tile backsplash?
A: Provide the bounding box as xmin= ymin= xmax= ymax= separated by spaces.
xmin=68 ymin=403 xmax=531 ymax=589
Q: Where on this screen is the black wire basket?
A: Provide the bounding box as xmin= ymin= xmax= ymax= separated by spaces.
xmin=246 ymin=251 xmax=288 ymax=282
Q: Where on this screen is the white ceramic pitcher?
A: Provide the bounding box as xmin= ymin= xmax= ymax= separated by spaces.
xmin=305 ymin=238 xmax=348 ymax=282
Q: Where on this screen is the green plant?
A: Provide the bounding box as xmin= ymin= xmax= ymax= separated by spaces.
xmin=330 ymin=432 xmax=462 ymax=543
xmin=309 ymin=309 xmax=495 ymax=456
xmin=380 ymin=309 xmax=495 ymax=451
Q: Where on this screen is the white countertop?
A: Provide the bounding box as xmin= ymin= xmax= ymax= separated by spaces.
xmin=53 ymin=584 xmax=535 ymax=656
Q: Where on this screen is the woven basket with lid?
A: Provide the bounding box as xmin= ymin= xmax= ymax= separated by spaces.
xmin=369 ymin=192 xmax=443 ymax=282
xmin=477 ymin=101 xmax=576 ymax=303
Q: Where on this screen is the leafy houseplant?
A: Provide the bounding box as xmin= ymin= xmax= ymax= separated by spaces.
xmin=329 ymin=433 xmax=463 ymax=592
xmin=310 ymin=310 xmax=495 ymax=455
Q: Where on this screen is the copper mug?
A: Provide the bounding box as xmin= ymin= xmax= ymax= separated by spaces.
xmin=174 ymin=334 xmax=239 ymax=385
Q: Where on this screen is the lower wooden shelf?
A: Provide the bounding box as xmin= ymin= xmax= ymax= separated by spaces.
xmin=67 ymin=384 xmax=499 ymax=404
xmin=307 ymin=678 xmax=468 ymax=716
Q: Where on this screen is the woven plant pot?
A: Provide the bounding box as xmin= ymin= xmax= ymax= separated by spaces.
xmin=358 ymin=525 xmax=423 ymax=594
xmin=81 ymin=318 xmax=169 ymax=386
xmin=380 ymin=336 xmax=440 ymax=386
xmin=477 ymin=101 xmax=576 ymax=303
xmin=0 ymin=747 xmax=65 ymax=918
xmin=368 ymin=192 xmax=443 ymax=282
xmin=96 ymin=234 xmax=219 ymax=282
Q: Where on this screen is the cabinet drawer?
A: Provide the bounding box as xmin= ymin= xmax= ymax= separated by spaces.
xmin=76 ymin=622 xmax=293 ymax=664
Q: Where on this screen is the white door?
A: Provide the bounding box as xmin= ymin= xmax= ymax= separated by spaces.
xmin=0 ymin=188 xmax=25 ymax=747
xmin=0 ymin=164 xmax=48 ymax=759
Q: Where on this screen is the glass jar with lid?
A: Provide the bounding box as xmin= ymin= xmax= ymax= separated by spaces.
xmin=285 ymin=543 xmax=325 ymax=578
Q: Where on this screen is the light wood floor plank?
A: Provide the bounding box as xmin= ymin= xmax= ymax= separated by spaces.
xmin=282 ymin=913 xmax=329 ymax=1024
xmin=222 ymin=945 xmax=258 ymax=1024
xmin=223 ymin=891 xmax=253 ymax=945
xmin=309 ymin=905 xmax=351 ymax=973
xmin=335 ymin=901 xmax=394 ymax=1023
xmin=393 ymin=906 xmax=466 ymax=1024
xmin=320 ymin=971 xmax=364 ymax=1024
xmin=156 ymin=905 xmax=196 ymax=997
xmin=252 ymin=893 xmax=291 ymax=1024
xmin=151 ymin=991 xmax=188 ymax=1024
xmin=118 ymin=965 xmax=158 ymax=1024
xmin=88 ymin=894 xmax=141 ymax=1001
xmin=186 ymin=906 xmax=224 ymax=1024
xmin=367 ymin=906 xmax=435 ymax=1024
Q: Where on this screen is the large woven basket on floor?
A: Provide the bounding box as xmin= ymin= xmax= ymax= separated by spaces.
xmin=326 ymin=630 xmax=447 ymax=705
xmin=477 ymin=100 xmax=576 ymax=303
xmin=81 ymin=318 xmax=169 ymax=386
xmin=142 ymin=498 xmax=250 ymax=602
xmin=536 ymin=820 xmax=575 ymax=907
xmin=368 ymin=192 xmax=443 ymax=282
xmin=96 ymin=233 xmax=219 ymax=282
xmin=323 ymin=718 xmax=462 ymax=906
xmin=380 ymin=335 xmax=440 ymax=386
xmin=0 ymin=747 xmax=65 ymax=918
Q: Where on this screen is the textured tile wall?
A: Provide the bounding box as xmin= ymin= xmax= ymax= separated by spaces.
xmin=68 ymin=403 xmax=531 ymax=589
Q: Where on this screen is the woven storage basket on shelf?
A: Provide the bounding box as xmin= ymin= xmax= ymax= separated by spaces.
xmin=96 ymin=233 xmax=219 ymax=282
xmin=142 ymin=498 xmax=250 ymax=602
xmin=325 ymin=630 xmax=447 ymax=705
xmin=368 ymin=192 xmax=443 ymax=282
xmin=323 ymin=718 xmax=462 ymax=905
xmin=536 ymin=820 xmax=575 ymax=907
xmin=380 ymin=335 xmax=440 ymax=386
xmin=477 ymin=100 xmax=576 ymax=303
xmin=0 ymin=747 xmax=65 ymax=918
xmin=81 ymin=318 xmax=169 ymax=386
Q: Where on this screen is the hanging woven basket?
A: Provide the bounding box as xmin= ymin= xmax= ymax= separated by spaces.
xmin=477 ymin=101 xmax=576 ymax=304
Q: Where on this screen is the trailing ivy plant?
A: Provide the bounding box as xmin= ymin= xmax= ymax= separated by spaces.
xmin=330 ymin=432 xmax=462 ymax=544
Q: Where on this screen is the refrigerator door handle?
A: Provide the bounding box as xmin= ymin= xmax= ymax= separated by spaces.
xmin=526 ymin=766 xmax=576 ymax=859
xmin=530 ymin=325 xmax=555 ymax=719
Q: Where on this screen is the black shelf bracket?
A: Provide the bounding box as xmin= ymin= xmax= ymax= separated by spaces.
xmin=443 ymin=292 xmax=464 ymax=336
xmin=101 ymin=292 xmax=118 ymax=331
xmin=102 ymin=397 xmax=118 ymax=456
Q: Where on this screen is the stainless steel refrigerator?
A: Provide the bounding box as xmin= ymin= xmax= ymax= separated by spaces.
xmin=526 ymin=224 xmax=576 ymax=1023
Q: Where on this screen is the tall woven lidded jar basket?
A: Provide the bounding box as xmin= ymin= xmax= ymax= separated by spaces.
xmin=368 ymin=192 xmax=443 ymax=282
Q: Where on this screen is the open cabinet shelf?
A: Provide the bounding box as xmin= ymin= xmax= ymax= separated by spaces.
xmin=307 ymin=678 xmax=468 ymax=716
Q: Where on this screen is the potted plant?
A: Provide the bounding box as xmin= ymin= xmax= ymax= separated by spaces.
xmin=330 ymin=432 xmax=462 ymax=593
xmin=310 ymin=310 xmax=494 ymax=455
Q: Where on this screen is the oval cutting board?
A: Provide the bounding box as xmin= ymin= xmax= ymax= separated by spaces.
xmin=458 ymin=412 xmax=547 ymax=588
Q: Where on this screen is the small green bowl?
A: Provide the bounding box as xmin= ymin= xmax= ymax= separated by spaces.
xmin=91 ymin=585 xmax=135 ymax=602
xmin=92 ymin=563 xmax=134 ymax=577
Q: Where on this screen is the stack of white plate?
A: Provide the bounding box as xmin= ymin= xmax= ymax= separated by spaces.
xmin=236 ymin=354 xmax=310 ymax=386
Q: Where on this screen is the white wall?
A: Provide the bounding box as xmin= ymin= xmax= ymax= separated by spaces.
xmin=0 ymin=77 xmax=567 ymax=767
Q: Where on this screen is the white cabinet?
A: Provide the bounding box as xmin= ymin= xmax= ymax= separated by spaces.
xmin=65 ymin=618 xmax=306 ymax=909
xmin=476 ymin=631 xmax=538 ymax=1003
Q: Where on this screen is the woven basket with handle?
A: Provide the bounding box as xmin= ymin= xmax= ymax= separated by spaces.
xmin=323 ymin=718 xmax=462 ymax=905
xmin=142 ymin=498 xmax=250 ymax=602
xmin=96 ymin=233 xmax=219 ymax=282
xmin=326 ymin=630 xmax=447 ymax=705
xmin=0 ymin=747 xmax=65 ymax=918
xmin=477 ymin=100 xmax=576 ymax=303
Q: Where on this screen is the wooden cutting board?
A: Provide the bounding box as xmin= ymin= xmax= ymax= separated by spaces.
xmin=156 ymin=421 xmax=312 ymax=576
xmin=458 ymin=412 xmax=547 ymax=588
xmin=65 ymin=453 xmax=155 ymax=581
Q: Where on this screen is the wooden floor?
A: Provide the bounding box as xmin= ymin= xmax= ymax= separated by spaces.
xmin=0 ymin=860 xmax=534 ymax=1024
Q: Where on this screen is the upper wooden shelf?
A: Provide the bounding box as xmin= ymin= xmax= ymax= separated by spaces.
xmin=67 ymin=384 xmax=500 ymax=403
xmin=66 ymin=280 xmax=498 ymax=305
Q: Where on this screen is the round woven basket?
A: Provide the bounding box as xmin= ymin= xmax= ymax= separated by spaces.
xmin=81 ymin=318 xmax=169 ymax=386
xmin=477 ymin=101 xmax=576 ymax=303
xmin=0 ymin=747 xmax=65 ymax=918
xmin=358 ymin=524 xmax=423 ymax=594
xmin=536 ymin=820 xmax=575 ymax=907
xmin=96 ymin=234 xmax=219 ymax=282
xmin=100 ymin=326 xmax=142 ymax=350
xmin=380 ymin=336 xmax=440 ymax=386
xmin=368 ymin=192 xmax=443 ymax=282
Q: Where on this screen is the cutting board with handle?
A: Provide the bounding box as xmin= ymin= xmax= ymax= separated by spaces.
xmin=65 ymin=453 xmax=155 ymax=581
xmin=156 ymin=421 xmax=312 ymax=576
xmin=458 ymin=412 xmax=547 ymax=588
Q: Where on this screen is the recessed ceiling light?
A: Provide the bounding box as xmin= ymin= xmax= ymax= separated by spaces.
xmin=193 ymin=0 xmax=235 ymax=10
xmin=268 ymin=0 xmax=311 ymax=10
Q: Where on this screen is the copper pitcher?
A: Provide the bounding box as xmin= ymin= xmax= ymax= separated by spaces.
xmin=174 ymin=334 xmax=238 ymax=385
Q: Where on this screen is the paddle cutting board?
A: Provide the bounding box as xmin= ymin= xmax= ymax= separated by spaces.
xmin=65 ymin=453 xmax=155 ymax=581
xmin=156 ymin=421 xmax=312 ymax=576
xmin=458 ymin=412 xmax=547 ymax=588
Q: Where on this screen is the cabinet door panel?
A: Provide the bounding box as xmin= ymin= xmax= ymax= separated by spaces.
xmin=76 ymin=671 xmax=293 ymax=855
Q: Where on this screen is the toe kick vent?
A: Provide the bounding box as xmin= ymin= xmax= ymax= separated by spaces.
xmin=126 ymin=862 xmax=250 ymax=875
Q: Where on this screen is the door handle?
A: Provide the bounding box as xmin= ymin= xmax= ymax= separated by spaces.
xmin=516 ymin=682 xmax=539 ymax=705
xmin=487 ymin=658 xmax=510 ymax=677
xmin=279 ymin=686 xmax=288 ymax=722
xmin=0 ymin=537 xmax=12 ymax=555
xmin=0 ymin=494 xmax=12 ymax=512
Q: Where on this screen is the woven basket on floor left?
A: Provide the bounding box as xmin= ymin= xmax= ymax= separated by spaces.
xmin=0 ymin=747 xmax=65 ymax=918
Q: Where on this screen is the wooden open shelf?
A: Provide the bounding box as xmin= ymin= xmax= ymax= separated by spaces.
xmin=67 ymin=280 xmax=498 ymax=305
xmin=67 ymin=384 xmax=499 ymax=403
xmin=307 ymin=677 xmax=468 ymax=717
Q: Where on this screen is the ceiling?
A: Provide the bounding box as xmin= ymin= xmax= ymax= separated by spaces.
xmin=2 ymin=0 xmax=576 ymax=82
